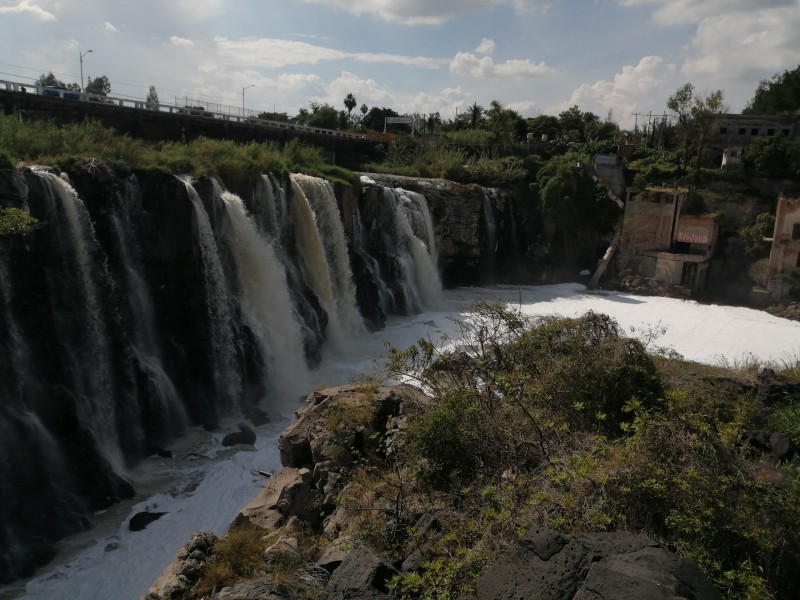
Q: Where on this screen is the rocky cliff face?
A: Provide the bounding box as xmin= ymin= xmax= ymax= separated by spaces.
xmin=144 ymin=384 xmax=720 ymax=600
xmin=0 ymin=164 xmax=521 ymax=583
xmin=355 ymin=174 xmax=521 ymax=287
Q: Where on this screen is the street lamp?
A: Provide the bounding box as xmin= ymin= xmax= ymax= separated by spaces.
xmin=80 ymin=49 xmax=93 ymax=92
xmin=242 ymin=84 xmax=254 ymax=117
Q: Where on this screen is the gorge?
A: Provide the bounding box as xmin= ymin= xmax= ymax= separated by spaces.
xmin=0 ymin=164 xmax=515 ymax=585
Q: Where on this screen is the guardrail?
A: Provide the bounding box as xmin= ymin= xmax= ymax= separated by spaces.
xmin=1 ymin=78 xmax=368 ymax=142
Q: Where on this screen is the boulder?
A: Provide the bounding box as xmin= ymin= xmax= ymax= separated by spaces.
xmin=222 ymin=423 xmax=256 ymax=447
xmin=325 ymin=541 xmax=400 ymax=599
xmin=143 ymin=531 xmax=218 ymax=600
xmin=129 ymin=511 xmax=167 ymax=532
xmin=474 ymin=527 xmax=720 ymax=600
xmin=213 ymin=579 xmax=293 ymax=600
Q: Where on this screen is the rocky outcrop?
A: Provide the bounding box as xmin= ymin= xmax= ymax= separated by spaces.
xmin=144 ymin=531 xmax=218 ymax=600
xmin=145 ymin=385 xmax=720 ymax=600
xmin=474 ymin=527 xmax=721 ymax=600
xmin=617 ymin=269 xmax=691 ymax=299
xmin=357 ymin=174 xmax=521 ymax=287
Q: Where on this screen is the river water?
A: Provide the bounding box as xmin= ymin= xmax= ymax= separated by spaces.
xmin=5 ymin=283 xmax=800 ymax=600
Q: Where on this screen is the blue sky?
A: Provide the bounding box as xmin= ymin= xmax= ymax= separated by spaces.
xmin=1 ymin=0 xmax=798 ymax=128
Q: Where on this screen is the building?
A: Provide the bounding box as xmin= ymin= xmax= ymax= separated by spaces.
xmin=617 ymin=187 xmax=721 ymax=292
xmin=766 ymin=196 xmax=800 ymax=298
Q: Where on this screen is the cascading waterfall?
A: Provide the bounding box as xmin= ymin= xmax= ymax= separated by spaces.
xmin=290 ymin=175 xmax=365 ymax=346
xmin=353 ymin=208 xmax=396 ymax=316
xmin=388 ymin=187 xmax=443 ymax=310
xmin=220 ymin=187 xmax=309 ymax=402
xmin=184 ymin=179 xmax=241 ymax=412
xmin=0 ymin=256 xmax=31 ymax=403
xmin=113 ymin=179 xmax=187 ymax=440
xmin=0 ymin=167 xmax=458 ymax=586
xmin=33 ymin=170 xmax=123 ymax=470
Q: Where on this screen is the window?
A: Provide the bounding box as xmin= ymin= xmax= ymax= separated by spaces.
xmin=783 ymin=129 xmax=790 ymax=136
xmin=793 ymin=223 xmax=800 ymax=241
xmin=768 ymin=128 xmax=776 ymax=136
xmin=719 ymin=127 xmax=728 ymax=134
xmin=751 ymin=128 xmax=759 ymax=136
xmin=738 ymin=127 xmax=746 ymax=135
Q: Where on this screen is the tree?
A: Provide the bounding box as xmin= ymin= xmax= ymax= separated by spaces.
xmin=36 ymin=72 xmax=79 ymax=91
xmin=295 ymin=102 xmax=339 ymax=129
xmin=85 ymin=75 xmax=111 ymax=97
xmin=257 ymin=111 xmax=289 ymax=122
xmin=343 ymin=93 xmax=357 ymax=118
xmin=744 ymin=65 xmax=800 ymax=114
xmin=486 ymin=100 xmax=524 ymax=144
xmin=667 ymin=83 xmax=727 ymax=173
xmin=361 ymin=106 xmax=405 ymax=132
xmin=360 ymin=103 xmax=368 ymax=116
xmin=527 ymin=114 xmax=561 ymax=142
xmin=145 ymin=85 xmax=159 ymax=109
xmin=467 ymin=102 xmax=485 ymax=129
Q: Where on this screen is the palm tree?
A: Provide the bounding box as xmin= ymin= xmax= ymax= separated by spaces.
xmin=467 ymin=102 xmax=485 ymax=129
xmin=344 ymin=93 xmax=357 ymax=117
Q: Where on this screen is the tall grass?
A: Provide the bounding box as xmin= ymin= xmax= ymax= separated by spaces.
xmin=0 ymin=114 xmax=352 ymax=182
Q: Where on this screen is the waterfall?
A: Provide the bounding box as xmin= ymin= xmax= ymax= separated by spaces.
xmin=33 ymin=169 xmax=123 ymax=470
xmin=290 ymin=175 xmax=365 ymax=346
xmin=184 ymin=179 xmax=241 ymax=412
xmin=113 ymin=178 xmax=187 ymax=440
xmin=387 ymin=187 xmax=443 ymax=310
xmin=0 ymin=255 xmax=32 ymax=404
xmin=483 ymin=193 xmax=498 ymax=255
xmin=220 ymin=187 xmax=309 ymax=403
xmin=353 ymin=208 xmax=396 ymax=316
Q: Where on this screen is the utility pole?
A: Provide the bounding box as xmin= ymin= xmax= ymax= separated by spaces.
xmin=242 ymin=84 xmax=254 ymax=118
xmin=80 ymin=49 xmax=93 ymax=92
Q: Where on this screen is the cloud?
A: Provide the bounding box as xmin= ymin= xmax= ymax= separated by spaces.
xmin=327 ymin=71 xmax=394 ymax=107
xmin=213 ymin=36 xmax=440 ymax=69
xmin=169 ymin=35 xmax=195 ymax=48
xmin=0 ymin=0 xmax=56 ymax=21
xmin=681 ymin=6 xmax=800 ymax=79
xmin=297 ymin=0 xmax=552 ymax=25
xmin=450 ymin=51 xmax=556 ymax=79
xmin=475 ymin=38 xmax=496 ymax=55
xmin=560 ymin=55 xmax=677 ymax=128
xmin=103 ymin=21 xmax=118 ymax=33
xmin=617 ymin=0 xmax=796 ymax=26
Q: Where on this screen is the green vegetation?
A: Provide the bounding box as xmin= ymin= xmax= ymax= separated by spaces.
xmin=0 ymin=207 xmax=37 ymax=236
xmin=193 ymin=522 xmax=325 ymax=599
xmin=0 ymin=113 xmax=352 ymax=183
xmin=323 ymin=303 xmax=800 ymax=600
xmin=744 ymin=64 xmax=800 ymax=115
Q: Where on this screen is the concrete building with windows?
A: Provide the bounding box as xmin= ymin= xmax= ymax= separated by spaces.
xmin=617 ymin=187 xmax=721 ymax=292
xmin=767 ymin=196 xmax=800 ymax=298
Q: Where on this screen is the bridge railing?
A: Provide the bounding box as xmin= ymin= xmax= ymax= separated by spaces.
xmin=0 ymin=78 xmax=368 ymax=142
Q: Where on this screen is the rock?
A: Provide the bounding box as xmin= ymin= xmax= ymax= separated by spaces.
xmin=213 ymin=579 xmax=293 ymax=600
xmin=129 ymin=511 xmax=167 ymax=531
xmin=325 ymin=541 xmax=399 ymax=599
xmin=744 ymin=431 xmax=772 ymax=452
xmin=474 ymin=527 xmax=720 ymax=600
xmin=317 ymin=536 xmax=356 ymax=573
xmin=144 ymin=531 xmax=218 ymax=599
xmin=222 ymin=423 xmax=256 ymax=447
xmin=769 ymin=432 xmax=797 ymax=462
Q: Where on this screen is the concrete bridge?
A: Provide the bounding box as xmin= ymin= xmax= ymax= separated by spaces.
xmin=0 ymin=79 xmax=372 ymax=162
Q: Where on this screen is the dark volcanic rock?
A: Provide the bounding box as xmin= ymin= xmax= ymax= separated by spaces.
xmin=325 ymin=541 xmax=399 ymax=599
xmin=129 ymin=511 xmax=167 ymax=531
xmin=474 ymin=527 xmax=720 ymax=600
xmin=222 ymin=424 xmax=256 ymax=447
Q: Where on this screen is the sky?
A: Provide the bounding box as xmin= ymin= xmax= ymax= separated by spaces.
xmin=0 ymin=0 xmax=799 ymax=129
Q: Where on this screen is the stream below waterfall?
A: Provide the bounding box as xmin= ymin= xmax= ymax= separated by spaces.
xmin=3 ymin=283 xmax=800 ymax=600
